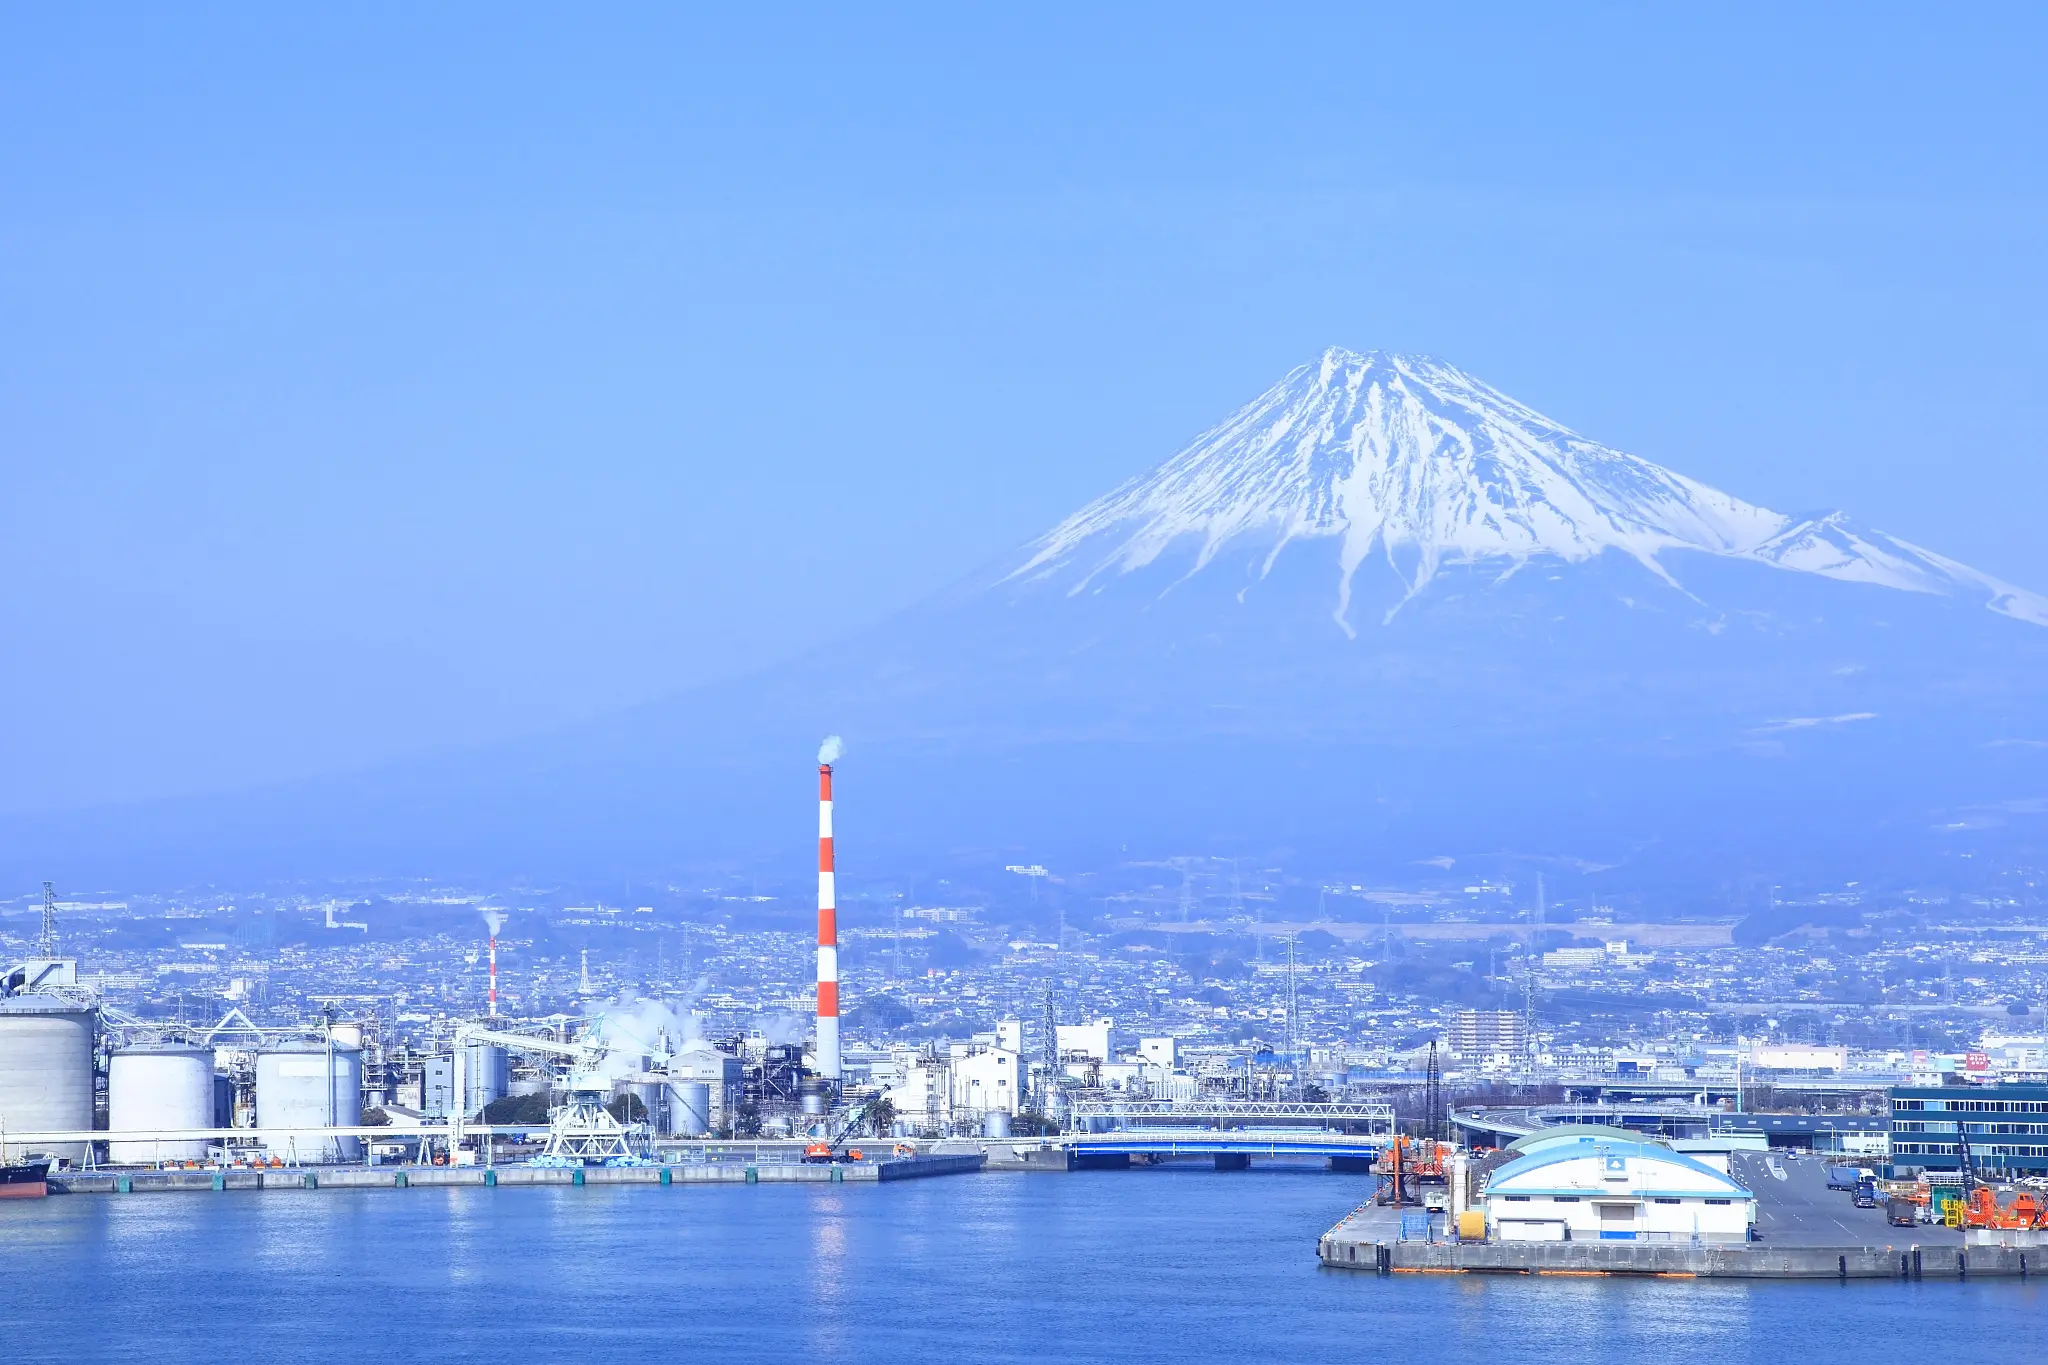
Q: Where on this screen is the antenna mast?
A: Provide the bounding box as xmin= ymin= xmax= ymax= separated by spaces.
xmin=39 ymin=881 xmax=57 ymax=959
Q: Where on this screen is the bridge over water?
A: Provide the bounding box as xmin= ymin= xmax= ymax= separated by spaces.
xmin=1058 ymin=1099 xmax=1393 ymax=1171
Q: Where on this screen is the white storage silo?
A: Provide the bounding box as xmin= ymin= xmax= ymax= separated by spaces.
xmin=256 ymin=1040 xmax=363 ymax=1163
xmin=462 ymin=1042 xmax=508 ymax=1117
xmin=0 ymin=997 xmax=95 ymax=1165
xmin=330 ymin=1044 xmax=363 ymax=1158
xmin=109 ymin=1043 xmax=215 ymax=1164
xmin=615 ymin=1075 xmax=662 ymax=1128
xmin=667 ymin=1080 xmax=712 ymax=1137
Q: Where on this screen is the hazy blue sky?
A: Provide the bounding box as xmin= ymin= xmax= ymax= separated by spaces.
xmin=5 ymin=5 xmax=2045 ymax=815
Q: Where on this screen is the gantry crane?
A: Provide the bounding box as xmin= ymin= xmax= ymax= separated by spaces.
xmin=452 ymin=1022 xmax=655 ymax=1167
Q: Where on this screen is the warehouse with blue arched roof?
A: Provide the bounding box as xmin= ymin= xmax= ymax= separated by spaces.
xmin=1484 ymin=1138 xmax=1755 ymax=1243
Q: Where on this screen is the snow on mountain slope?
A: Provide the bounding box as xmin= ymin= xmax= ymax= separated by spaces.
xmin=1750 ymin=512 xmax=2048 ymax=626
xmin=1008 ymin=348 xmax=2048 ymax=631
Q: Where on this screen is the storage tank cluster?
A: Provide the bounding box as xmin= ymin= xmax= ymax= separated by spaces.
xmin=0 ymin=989 xmax=447 ymax=1168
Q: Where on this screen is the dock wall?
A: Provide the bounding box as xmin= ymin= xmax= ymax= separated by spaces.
xmin=1320 ymin=1231 xmax=2042 ymax=1279
xmin=49 ymin=1153 xmax=980 ymax=1196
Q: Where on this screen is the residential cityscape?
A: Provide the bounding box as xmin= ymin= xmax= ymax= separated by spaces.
xmin=12 ymin=851 xmax=2042 ymax=1160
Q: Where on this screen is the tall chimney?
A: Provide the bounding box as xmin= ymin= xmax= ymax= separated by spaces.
xmin=484 ymin=910 xmax=506 ymax=1018
xmin=817 ymin=762 xmax=842 ymax=1084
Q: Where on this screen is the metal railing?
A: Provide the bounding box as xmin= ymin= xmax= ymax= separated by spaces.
xmin=1068 ymin=1098 xmax=1395 ymax=1131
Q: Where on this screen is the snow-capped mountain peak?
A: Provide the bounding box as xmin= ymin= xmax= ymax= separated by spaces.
xmin=1008 ymin=347 xmax=2048 ymax=630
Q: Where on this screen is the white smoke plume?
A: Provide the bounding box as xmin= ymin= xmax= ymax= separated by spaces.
xmin=586 ymin=993 xmax=707 ymax=1082
xmin=755 ymin=1010 xmax=811 ymax=1047
xmin=481 ymin=909 xmax=507 ymax=936
xmin=817 ymin=734 xmax=843 ymax=765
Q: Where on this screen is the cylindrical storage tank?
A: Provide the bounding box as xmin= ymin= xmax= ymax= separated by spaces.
xmin=330 ymin=1023 xmax=364 ymax=1050
xmin=462 ymin=1043 xmax=509 ymax=1117
xmin=0 ymin=998 xmax=94 ymax=1165
xmin=108 ymin=1043 xmax=214 ymax=1164
xmin=983 ymin=1110 xmax=1012 ymax=1139
xmin=256 ymin=1040 xmax=363 ymax=1163
xmin=613 ymin=1076 xmax=661 ymax=1127
xmin=667 ymin=1080 xmax=712 ymax=1137
xmin=330 ymin=1044 xmax=363 ymax=1159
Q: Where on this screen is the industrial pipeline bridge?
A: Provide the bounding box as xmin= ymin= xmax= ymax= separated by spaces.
xmin=1065 ymin=1128 xmax=1386 ymax=1170
xmin=1060 ymin=1099 xmax=1393 ymax=1171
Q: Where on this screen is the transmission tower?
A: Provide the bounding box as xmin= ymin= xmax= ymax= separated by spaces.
xmin=39 ymin=880 xmax=57 ymax=959
xmin=1038 ymin=975 xmax=1060 ymax=1118
xmin=1522 ymin=874 xmax=1544 ymax=1040
xmin=1283 ymin=934 xmax=1299 ymax=1060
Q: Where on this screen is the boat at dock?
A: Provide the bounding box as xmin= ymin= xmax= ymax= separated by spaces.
xmin=0 ymin=1159 xmax=50 ymax=1199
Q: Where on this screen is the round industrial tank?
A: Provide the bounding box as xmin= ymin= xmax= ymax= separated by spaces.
xmin=256 ymin=1040 xmax=363 ymax=1163
xmin=462 ymin=1043 xmax=509 ymax=1117
xmin=983 ymin=1110 xmax=1012 ymax=1139
xmin=667 ymin=1081 xmax=711 ymax=1137
xmin=614 ymin=1076 xmax=661 ymax=1127
xmin=329 ymin=1023 xmax=365 ymax=1050
xmin=108 ymin=1043 xmax=214 ymax=1164
xmin=0 ymin=998 xmax=95 ymax=1165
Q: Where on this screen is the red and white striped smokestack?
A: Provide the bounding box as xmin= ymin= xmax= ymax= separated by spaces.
xmin=816 ymin=736 xmax=843 ymax=1083
xmin=483 ymin=910 xmax=507 ymax=1018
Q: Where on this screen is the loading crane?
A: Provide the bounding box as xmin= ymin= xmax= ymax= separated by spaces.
xmin=452 ymin=1022 xmax=654 ymax=1168
xmin=802 ymin=1092 xmax=891 ymax=1164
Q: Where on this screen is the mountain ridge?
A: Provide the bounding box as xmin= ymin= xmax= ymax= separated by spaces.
xmin=11 ymin=347 xmax=2048 ymax=887
xmin=1005 ymin=348 xmax=2048 ymax=632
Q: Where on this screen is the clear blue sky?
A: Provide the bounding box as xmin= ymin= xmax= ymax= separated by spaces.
xmin=5 ymin=5 xmax=2045 ymax=815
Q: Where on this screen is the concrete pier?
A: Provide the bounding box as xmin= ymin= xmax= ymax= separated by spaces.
xmin=1319 ymin=1217 xmax=2042 ymax=1279
xmin=49 ymin=1152 xmax=982 ymax=1196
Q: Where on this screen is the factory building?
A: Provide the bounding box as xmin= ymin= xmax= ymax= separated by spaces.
xmin=1485 ymin=1137 xmax=1755 ymax=1243
xmin=1889 ymin=1083 xmax=2048 ymax=1176
xmin=668 ymin=1041 xmax=745 ymax=1132
xmin=1056 ymin=1019 xmax=1115 ymax=1065
xmin=950 ymin=1046 xmax=1024 ymax=1118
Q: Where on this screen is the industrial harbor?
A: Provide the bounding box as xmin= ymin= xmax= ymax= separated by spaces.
xmin=2 ymin=756 xmax=2045 ymax=1288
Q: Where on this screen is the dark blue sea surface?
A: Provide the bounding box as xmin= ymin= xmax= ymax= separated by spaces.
xmin=4 ymin=1168 xmax=2036 ymax=1362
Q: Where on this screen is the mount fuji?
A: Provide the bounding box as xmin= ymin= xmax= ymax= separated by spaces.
xmin=20 ymin=349 xmax=2048 ymax=888
xmin=1009 ymin=348 xmax=2046 ymax=633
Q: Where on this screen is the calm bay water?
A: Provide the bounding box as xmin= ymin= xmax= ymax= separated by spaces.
xmin=3 ymin=1168 xmax=2035 ymax=1363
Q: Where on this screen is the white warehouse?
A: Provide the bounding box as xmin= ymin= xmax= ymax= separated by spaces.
xmin=1484 ymin=1139 xmax=1755 ymax=1244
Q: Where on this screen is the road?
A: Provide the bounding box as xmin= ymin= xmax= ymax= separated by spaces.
xmin=1728 ymin=1150 xmax=1958 ymax=1246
